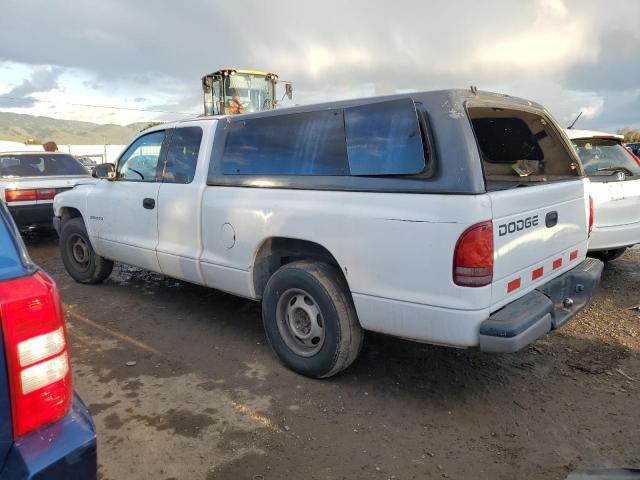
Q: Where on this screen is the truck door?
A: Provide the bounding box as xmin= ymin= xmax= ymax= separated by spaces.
xmin=87 ymin=129 xmax=169 ymax=272
xmin=156 ymin=123 xmax=208 ymax=283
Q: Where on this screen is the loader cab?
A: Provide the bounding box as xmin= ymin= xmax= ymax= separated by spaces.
xmin=202 ymin=68 xmax=288 ymax=116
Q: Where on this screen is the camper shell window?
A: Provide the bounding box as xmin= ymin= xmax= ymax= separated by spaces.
xmin=220 ymin=99 xmax=427 ymax=177
xmin=467 ymin=105 xmax=580 ymax=191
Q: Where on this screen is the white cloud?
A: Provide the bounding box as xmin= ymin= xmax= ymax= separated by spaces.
xmin=0 ymin=0 xmax=638 ymax=129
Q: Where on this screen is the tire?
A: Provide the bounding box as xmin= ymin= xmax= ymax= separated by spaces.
xmin=262 ymin=261 xmax=363 ymax=378
xmin=60 ymin=217 xmax=113 ymax=284
xmin=591 ymin=247 xmax=627 ymax=262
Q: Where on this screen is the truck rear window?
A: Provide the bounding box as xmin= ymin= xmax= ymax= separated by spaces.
xmin=471 ymin=117 xmax=544 ymax=163
xmin=0 ymin=154 xmax=87 ymax=178
xmin=467 ymin=106 xmax=580 ymax=189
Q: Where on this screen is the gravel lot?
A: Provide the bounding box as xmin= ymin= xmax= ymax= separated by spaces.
xmin=25 ymin=235 xmax=640 ymax=480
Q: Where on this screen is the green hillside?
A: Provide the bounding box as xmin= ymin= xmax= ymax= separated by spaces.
xmin=0 ymin=112 xmax=152 ymax=144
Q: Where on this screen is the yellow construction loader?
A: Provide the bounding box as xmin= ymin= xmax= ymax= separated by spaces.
xmin=201 ymin=68 xmax=292 ymax=116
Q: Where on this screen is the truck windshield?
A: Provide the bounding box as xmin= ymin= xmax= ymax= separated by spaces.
xmin=572 ymin=138 xmax=640 ymax=177
xmin=0 ymin=153 xmax=87 ymax=178
xmin=224 ymin=74 xmax=273 ymax=114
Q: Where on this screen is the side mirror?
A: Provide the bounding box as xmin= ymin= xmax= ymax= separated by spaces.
xmin=93 ymin=163 xmax=115 ymax=180
xmin=285 ymin=82 xmax=293 ymax=100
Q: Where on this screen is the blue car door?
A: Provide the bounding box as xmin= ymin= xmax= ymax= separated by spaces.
xmin=0 ymin=332 xmax=12 ymax=468
xmin=0 ymin=203 xmax=33 ymax=466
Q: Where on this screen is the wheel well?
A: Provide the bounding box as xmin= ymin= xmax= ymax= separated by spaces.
xmin=252 ymin=237 xmax=345 ymax=298
xmin=59 ymin=207 xmax=82 ymax=223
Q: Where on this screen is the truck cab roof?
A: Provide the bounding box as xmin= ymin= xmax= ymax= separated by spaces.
xmin=145 ymin=88 xmax=547 ymax=132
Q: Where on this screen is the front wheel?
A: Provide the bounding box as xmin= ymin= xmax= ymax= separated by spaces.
xmin=262 ymin=261 xmax=363 ymax=378
xmin=60 ymin=217 xmax=113 ymax=284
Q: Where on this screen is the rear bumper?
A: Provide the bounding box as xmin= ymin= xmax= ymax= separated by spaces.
xmin=589 ymin=221 xmax=640 ymax=251
xmin=7 ymin=204 xmax=54 ymax=229
xmin=0 ymin=394 xmax=97 ymax=480
xmin=479 ymin=257 xmax=604 ymax=353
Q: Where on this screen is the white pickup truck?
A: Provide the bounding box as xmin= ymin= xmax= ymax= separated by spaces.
xmin=53 ymin=90 xmax=603 ymax=378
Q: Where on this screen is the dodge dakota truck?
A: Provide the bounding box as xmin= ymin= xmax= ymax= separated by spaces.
xmin=53 ymin=89 xmax=604 ymax=378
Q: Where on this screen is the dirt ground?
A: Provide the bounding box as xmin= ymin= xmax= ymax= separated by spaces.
xmin=25 ymin=235 xmax=640 ymax=480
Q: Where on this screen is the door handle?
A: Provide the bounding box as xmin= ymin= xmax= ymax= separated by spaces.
xmin=143 ymin=198 xmax=155 ymax=209
xmin=545 ymin=211 xmax=558 ymax=228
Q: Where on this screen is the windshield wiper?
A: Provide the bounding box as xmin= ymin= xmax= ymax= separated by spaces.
xmin=596 ymin=166 xmax=634 ymax=176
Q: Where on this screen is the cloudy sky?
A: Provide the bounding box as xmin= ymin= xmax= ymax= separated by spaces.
xmin=0 ymin=0 xmax=639 ymax=130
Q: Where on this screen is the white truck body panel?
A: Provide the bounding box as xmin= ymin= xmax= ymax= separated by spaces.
xmin=88 ymin=180 xmax=162 ymax=272
xmin=156 ymin=120 xmax=214 ymax=284
xmin=489 ymin=179 xmax=589 ymax=310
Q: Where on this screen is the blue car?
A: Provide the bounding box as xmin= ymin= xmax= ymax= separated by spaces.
xmin=0 ymin=202 xmax=96 ymax=479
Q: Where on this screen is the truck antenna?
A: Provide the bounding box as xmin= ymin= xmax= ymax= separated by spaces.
xmin=567 ymin=111 xmax=583 ymax=129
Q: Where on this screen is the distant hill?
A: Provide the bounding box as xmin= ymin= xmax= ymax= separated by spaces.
xmin=0 ymin=112 xmax=151 ymax=145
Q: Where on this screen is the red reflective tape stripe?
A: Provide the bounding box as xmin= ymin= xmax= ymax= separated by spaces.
xmin=507 ymin=278 xmax=521 ymax=293
xmin=532 ymin=267 xmax=544 ymax=280
xmin=553 ymin=258 xmax=563 ymax=269
xmin=570 ymin=250 xmax=578 ymax=261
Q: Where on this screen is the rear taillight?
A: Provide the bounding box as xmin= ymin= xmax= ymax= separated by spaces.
xmin=35 ymin=188 xmax=57 ymax=200
xmin=453 ymin=220 xmax=494 ymax=287
xmin=5 ymin=189 xmax=37 ymax=202
xmin=5 ymin=188 xmax=58 ymax=202
xmin=588 ymin=196 xmax=594 ymax=237
xmin=0 ymin=271 xmax=72 ymax=439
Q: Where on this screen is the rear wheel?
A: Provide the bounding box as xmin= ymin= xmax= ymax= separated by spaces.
xmin=262 ymin=261 xmax=363 ymax=378
xmin=60 ymin=217 xmax=113 ymax=284
xmin=591 ymin=247 xmax=627 ymax=262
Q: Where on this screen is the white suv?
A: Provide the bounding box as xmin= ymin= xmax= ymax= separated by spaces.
xmin=565 ymin=129 xmax=640 ymax=261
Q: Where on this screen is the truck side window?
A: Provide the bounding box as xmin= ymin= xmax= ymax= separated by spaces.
xmin=163 ymin=127 xmax=203 ymax=184
xmin=345 ymin=98 xmax=426 ymax=176
xmin=222 ymin=109 xmax=348 ymax=175
xmin=117 ymin=131 xmax=166 ymax=182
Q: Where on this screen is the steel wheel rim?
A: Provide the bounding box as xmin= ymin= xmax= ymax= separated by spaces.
xmin=68 ymin=233 xmax=91 ymax=271
xmin=275 ymin=288 xmax=325 ymax=357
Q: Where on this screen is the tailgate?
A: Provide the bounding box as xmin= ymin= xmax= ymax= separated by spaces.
xmin=489 ymin=179 xmax=589 ymax=310
xmin=590 ymin=178 xmax=640 ymax=228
